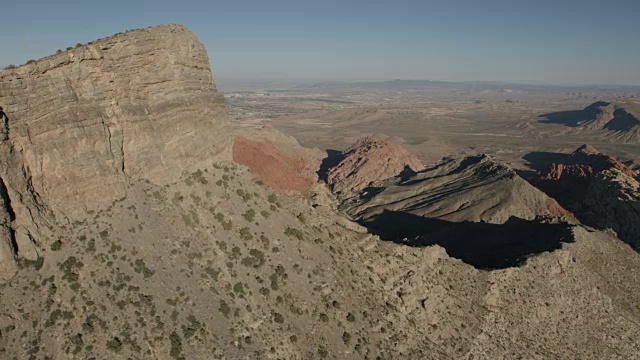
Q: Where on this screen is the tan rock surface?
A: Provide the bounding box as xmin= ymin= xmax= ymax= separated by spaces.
xmin=0 ymin=24 xmax=230 ymax=217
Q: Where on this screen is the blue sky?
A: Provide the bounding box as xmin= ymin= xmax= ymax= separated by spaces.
xmin=1 ymin=0 xmax=639 ymax=85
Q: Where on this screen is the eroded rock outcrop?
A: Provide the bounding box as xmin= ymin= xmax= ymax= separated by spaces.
xmin=326 ymin=136 xmax=425 ymax=197
xmin=0 ymin=24 xmax=230 ymax=217
xmin=535 ymin=145 xmax=640 ymax=249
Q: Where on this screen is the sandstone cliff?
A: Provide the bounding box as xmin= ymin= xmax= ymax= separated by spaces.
xmin=0 ymin=24 xmax=230 ymax=218
xmin=0 ymin=24 xmax=230 ymax=275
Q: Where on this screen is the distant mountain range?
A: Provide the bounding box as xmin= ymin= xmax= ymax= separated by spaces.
xmin=302 ymin=79 xmax=640 ymax=93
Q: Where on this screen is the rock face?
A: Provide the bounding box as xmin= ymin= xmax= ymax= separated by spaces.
xmin=539 ymin=101 xmax=640 ymax=143
xmin=0 ymin=24 xmax=230 ymax=217
xmin=326 ymin=136 xmax=425 ymax=196
xmin=535 ymin=145 xmax=640 ymax=249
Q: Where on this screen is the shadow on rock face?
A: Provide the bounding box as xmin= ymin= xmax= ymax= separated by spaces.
xmin=360 ymin=210 xmax=575 ymax=270
xmin=317 ymin=149 xmax=345 ymax=183
xmin=521 ymin=151 xmax=572 ymax=172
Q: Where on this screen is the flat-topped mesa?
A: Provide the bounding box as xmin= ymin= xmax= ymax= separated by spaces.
xmin=0 ymin=24 xmax=230 ymax=217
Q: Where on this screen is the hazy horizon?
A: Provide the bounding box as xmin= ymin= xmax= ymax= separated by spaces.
xmin=2 ymin=0 xmax=640 ymax=86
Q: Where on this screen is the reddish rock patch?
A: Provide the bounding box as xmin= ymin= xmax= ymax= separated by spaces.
xmin=327 ymin=136 xmax=425 ymax=196
xmin=542 ymin=144 xmax=637 ymax=182
xmin=232 ymin=136 xmax=318 ymax=193
xmin=532 ymin=144 xmax=640 ymax=249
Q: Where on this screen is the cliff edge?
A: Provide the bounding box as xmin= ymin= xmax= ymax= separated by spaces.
xmin=0 ymin=24 xmax=230 ymax=217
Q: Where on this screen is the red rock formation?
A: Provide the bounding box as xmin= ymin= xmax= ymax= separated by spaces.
xmin=327 ymin=136 xmax=425 ymax=196
xmin=232 ymin=136 xmax=319 ymax=193
xmin=536 ymin=145 xmax=640 ymax=249
xmin=540 ymin=145 xmax=637 ymax=192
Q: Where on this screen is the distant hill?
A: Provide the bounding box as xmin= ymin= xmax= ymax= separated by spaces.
xmin=538 ymin=101 xmax=640 ymax=143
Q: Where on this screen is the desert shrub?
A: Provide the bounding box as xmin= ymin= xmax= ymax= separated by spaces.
xmin=219 ymin=300 xmax=231 ymax=317
xmin=106 ymin=337 xmax=123 ymax=353
xmin=243 ymin=209 xmax=255 ymax=222
xmin=347 ymin=312 xmax=356 ymax=322
xmin=239 ymin=227 xmax=253 ymax=240
xmin=50 ymin=240 xmax=62 ymax=251
xmin=273 ymin=312 xmax=284 ymax=324
xmin=169 ymin=331 xmax=183 ymax=358
xmin=297 ymin=213 xmax=307 ymax=224
xmin=133 ymin=259 xmax=154 ymax=278
xmin=4 ymin=65 xmax=16 ymax=70
xmin=241 ymin=249 xmax=265 ymax=268
xmin=182 ymin=315 xmax=201 ymax=340
xmin=284 ymin=227 xmax=304 ymax=240
xmin=342 ymin=331 xmax=351 ymax=344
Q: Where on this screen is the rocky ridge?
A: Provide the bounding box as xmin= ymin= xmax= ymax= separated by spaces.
xmin=336 ymin=150 xmax=574 ymax=226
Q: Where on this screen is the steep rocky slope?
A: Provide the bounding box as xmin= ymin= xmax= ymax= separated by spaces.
xmin=0 ymin=25 xmax=639 ymax=360
xmin=2 ymin=162 xmax=640 ymax=359
xmin=532 ymin=145 xmax=640 ymax=249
